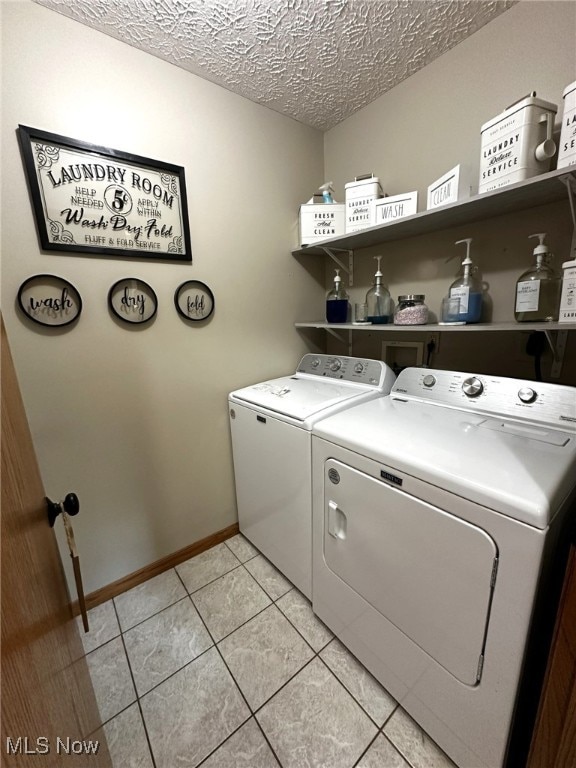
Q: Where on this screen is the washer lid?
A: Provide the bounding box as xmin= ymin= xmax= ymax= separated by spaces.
xmin=313 ymin=397 xmax=576 ymax=529
xmin=230 ymin=376 xmax=369 ymax=421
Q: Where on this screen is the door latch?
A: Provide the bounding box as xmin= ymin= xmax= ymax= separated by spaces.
xmin=45 ymin=492 xmax=88 ymax=632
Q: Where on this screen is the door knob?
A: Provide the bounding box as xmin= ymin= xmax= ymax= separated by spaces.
xmin=46 ymin=492 xmax=79 ymax=527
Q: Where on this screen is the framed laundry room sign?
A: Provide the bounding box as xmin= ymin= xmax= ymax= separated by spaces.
xmin=18 ymin=125 xmax=192 ymax=262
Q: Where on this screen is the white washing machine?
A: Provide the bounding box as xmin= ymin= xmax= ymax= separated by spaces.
xmin=228 ymin=354 xmax=395 ymax=598
xmin=312 ymin=367 xmax=576 ymax=768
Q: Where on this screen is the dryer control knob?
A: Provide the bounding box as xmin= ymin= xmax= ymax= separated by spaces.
xmin=330 ymin=358 xmax=342 ymax=372
xmin=422 ymin=374 xmax=436 ymax=388
xmin=518 ymin=387 xmax=537 ymax=404
xmin=462 ymin=376 xmax=484 ymax=397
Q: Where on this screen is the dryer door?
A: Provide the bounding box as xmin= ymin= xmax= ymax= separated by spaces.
xmin=323 ymin=460 xmax=498 ymax=685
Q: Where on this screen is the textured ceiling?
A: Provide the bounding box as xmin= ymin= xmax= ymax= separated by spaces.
xmin=33 ymin=0 xmax=516 ymax=131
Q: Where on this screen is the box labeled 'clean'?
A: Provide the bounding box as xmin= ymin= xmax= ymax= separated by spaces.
xmin=558 ymin=81 xmax=576 ymax=169
xmin=479 ymin=94 xmax=557 ymax=194
xmin=298 ymin=203 xmax=345 ymax=246
xmin=345 ymin=174 xmax=383 ymax=232
xmin=427 ymin=165 xmax=471 ymax=209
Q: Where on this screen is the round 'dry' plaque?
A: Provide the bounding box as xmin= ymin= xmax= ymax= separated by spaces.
xmin=108 ymin=278 xmax=158 ymax=324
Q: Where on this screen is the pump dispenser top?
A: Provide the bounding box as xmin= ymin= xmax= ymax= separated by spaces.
xmin=365 ymin=256 xmax=392 ymax=324
xmin=319 ymin=181 xmax=335 ymax=203
xmin=514 ymin=232 xmax=560 ymax=322
xmin=448 ymin=238 xmax=483 ymax=323
xmin=530 ymin=233 xmax=548 ymax=256
xmin=326 ymin=268 xmax=349 ymax=323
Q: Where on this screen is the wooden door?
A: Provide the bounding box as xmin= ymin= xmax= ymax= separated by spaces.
xmin=1 ymin=317 xmax=111 ymax=767
xmin=527 ymin=543 xmax=576 ymax=768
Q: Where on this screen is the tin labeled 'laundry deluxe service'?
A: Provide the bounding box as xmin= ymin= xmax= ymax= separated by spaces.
xmin=479 ymin=93 xmax=557 ymax=194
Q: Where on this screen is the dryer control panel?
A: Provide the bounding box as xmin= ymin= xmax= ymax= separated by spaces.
xmin=297 ymin=354 xmax=390 ymax=388
xmin=392 ymin=368 xmax=576 ymax=430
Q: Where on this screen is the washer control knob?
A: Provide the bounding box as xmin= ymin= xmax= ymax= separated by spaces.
xmin=354 ymin=362 xmax=364 ymax=374
xmin=422 ymin=374 xmax=436 ymax=388
xmin=518 ymin=387 xmax=537 ymax=404
xmin=311 ymin=358 xmax=321 ymax=368
xmin=462 ymin=377 xmax=484 ymax=397
xmin=330 ymin=358 xmax=342 ymax=372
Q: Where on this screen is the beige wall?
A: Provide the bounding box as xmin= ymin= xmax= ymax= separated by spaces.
xmin=323 ymin=0 xmax=576 ymax=384
xmin=1 ymin=0 xmax=324 ymax=593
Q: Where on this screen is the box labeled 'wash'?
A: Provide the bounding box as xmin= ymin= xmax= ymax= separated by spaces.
xmin=479 ymin=94 xmax=557 ymax=194
xmin=373 ymin=192 xmax=418 ymax=225
xmin=345 ymin=174 xmax=384 ymax=232
xmin=558 ymin=81 xmax=576 ymax=169
xmin=298 ymin=203 xmax=345 ymax=246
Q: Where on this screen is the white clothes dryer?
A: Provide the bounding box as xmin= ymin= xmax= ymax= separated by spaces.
xmin=312 ymin=367 xmax=576 ymax=768
xmin=228 ymin=354 xmax=395 ymax=598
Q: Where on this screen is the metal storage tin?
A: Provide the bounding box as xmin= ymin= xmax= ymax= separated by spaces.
xmin=345 ymin=174 xmax=383 ymax=233
xmin=558 ymin=81 xmax=576 ymax=170
xmin=479 ymin=93 xmax=557 ymax=194
xmin=298 ymin=203 xmax=345 ymax=246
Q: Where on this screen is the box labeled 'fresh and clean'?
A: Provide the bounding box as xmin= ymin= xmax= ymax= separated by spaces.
xmin=298 ymin=203 xmax=345 ymax=246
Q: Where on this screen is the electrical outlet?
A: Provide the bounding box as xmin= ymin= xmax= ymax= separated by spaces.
xmin=382 ymin=341 xmax=424 ymax=371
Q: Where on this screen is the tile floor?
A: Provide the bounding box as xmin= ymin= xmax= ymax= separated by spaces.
xmin=79 ymin=534 xmax=457 ymax=768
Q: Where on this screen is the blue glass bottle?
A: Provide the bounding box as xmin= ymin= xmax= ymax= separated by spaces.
xmin=326 ymin=269 xmax=349 ymax=323
xmin=449 ymin=239 xmax=483 ymax=324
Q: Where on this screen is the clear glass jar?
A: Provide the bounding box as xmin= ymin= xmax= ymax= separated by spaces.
xmin=394 ymin=294 xmax=429 ymax=325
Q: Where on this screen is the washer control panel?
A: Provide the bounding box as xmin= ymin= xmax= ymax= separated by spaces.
xmin=391 ymin=367 xmax=576 ymax=429
xmin=297 ymin=354 xmax=387 ymax=387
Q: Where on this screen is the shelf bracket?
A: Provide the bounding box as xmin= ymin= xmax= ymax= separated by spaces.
xmin=544 ymin=329 xmax=568 ymax=379
xmin=324 ymin=327 xmax=347 ymax=345
xmin=320 ymin=247 xmax=354 ymax=286
xmin=559 ymin=173 xmax=576 ymax=255
xmin=324 ymin=327 xmax=353 ymax=355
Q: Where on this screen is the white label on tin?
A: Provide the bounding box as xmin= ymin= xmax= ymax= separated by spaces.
xmin=516 ymin=280 xmax=540 ymax=312
xmin=558 ymin=105 xmax=576 ymax=168
xmin=450 ymin=286 xmax=470 ymax=314
xmin=481 ymin=132 xmax=521 ymax=183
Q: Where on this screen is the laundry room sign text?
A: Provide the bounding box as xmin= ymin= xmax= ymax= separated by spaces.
xmin=18 ymin=125 xmax=192 ymax=262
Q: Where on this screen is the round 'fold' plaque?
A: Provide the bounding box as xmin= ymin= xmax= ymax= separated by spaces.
xmin=174 ymin=280 xmax=214 ymax=322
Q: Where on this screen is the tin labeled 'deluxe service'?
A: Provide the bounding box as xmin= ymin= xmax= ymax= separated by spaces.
xmin=479 ymin=93 xmax=557 ymax=194
xmin=558 ymin=81 xmax=576 ymax=170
